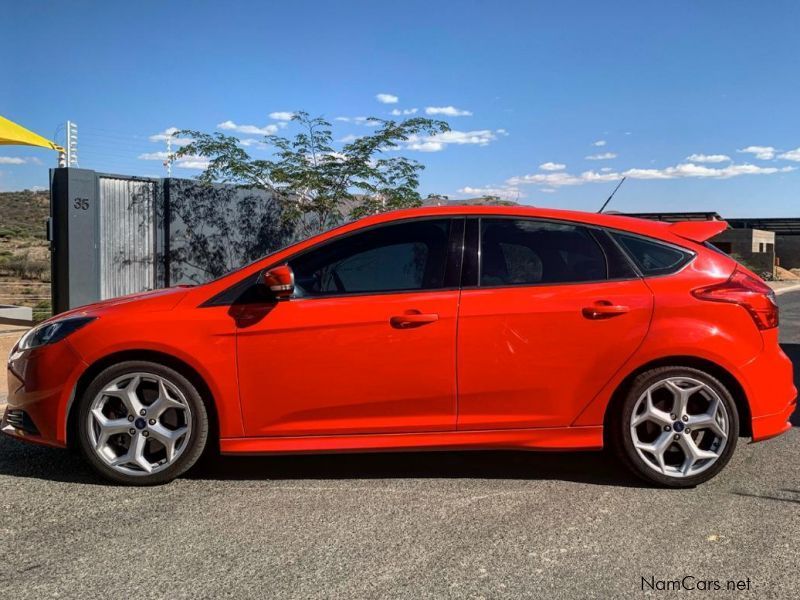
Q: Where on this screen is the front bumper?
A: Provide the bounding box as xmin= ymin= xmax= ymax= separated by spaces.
xmin=2 ymin=339 xmax=86 ymax=447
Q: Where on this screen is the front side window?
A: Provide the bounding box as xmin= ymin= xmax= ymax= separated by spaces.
xmin=480 ymin=219 xmax=608 ymax=286
xmin=289 ymin=219 xmax=452 ymax=296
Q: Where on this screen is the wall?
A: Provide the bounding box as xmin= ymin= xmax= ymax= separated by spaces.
xmin=51 ymin=168 xmax=301 ymax=312
xmin=711 ymin=228 xmax=776 ymax=278
xmin=775 ymin=236 xmax=800 ymax=270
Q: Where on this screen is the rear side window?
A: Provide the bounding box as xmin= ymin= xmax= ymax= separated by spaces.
xmin=480 ymin=219 xmax=608 ymax=286
xmin=611 ymin=233 xmax=693 ymax=276
xmin=289 ymin=219 xmax=451 ymax=296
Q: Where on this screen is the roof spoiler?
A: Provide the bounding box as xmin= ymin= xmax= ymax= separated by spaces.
xmin=668 ymin=220 xmax=728 ymax=243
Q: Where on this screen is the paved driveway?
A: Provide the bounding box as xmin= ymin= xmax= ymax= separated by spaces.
xmin=1 ymin=295 xmax=798 ymax=599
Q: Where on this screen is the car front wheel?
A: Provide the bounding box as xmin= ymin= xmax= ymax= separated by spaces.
xmin=77 ymin=361 xmax=209 ymax=485
xmin=610 ymin=366 xmax=739 ymax=488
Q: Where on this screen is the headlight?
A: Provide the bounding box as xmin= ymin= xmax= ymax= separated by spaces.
xmin=17 ymin=316 xmax=97 ymax=350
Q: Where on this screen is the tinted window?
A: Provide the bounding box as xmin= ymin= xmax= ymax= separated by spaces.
xmin=289 ymin=219 xmax=451 ymax=296
xmin=593 ymin=229 xmax=639 ymax=280
xmin=480 ymin=219 xmax=608 ymax=286
xmin=612 ymin=233 xmax=693 ymax=275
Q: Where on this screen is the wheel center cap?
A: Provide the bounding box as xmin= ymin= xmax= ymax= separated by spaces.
xmin=134 ymin=417 xmax=147 ymax=430
xmin=673 ymin=421 xmax=685 ymax=433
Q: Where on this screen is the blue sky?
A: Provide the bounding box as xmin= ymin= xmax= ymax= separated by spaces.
xmin=2 ymin=0 xmax=799 ymax=216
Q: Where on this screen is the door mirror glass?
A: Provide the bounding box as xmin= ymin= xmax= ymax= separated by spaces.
xmin=261 ymin=265 xmax=295 ymax=299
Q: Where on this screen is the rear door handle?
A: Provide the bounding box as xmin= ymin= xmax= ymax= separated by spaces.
xmin=390 ymin=311 xmax=439 ymax=328
xmin=582 ymin=301 xmax=630 ymax=320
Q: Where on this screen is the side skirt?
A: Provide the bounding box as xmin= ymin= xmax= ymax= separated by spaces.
xmin=220 ymin=426 xmax=604 ymax=455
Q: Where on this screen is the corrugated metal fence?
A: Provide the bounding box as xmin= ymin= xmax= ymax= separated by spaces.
xmin=98 ymin=175 xmax=156 ymax=299
xmin=50 ymin=168 xmax=294 ymax=313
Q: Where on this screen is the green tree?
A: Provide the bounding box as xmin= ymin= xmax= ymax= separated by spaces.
xmin=175 ymin=112 xmax=449 ymax=236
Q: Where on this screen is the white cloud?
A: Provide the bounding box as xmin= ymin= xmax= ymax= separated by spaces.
xmin=138 ymin=151 xmax=210 ymax=170
xmin=335 ymin=116 xmax=381 ymax=126
xmin=458 ymin=186 xmax=521 ymax=200
xmin=737 ymin=145 xmax=776 ymax=160
xmin=238 ymin=138 xmax=269 ymax=149
xmin=175 ymin=159 xmax=211 ymax=170
xmin=778 ymin=147 xmax=800 ymax=162
xmin=406 ymin=141 xmax=444 ymax=152
xmin=539 ymin=162 xmax=565 ymax=171
xmin=217 ymin=120 xmax=280 ymax=135
xmin=269 ymin=111 xmax=295 ymax=121
xmin=600 ymin=167 xmax=614 ymax=172
xmin=405 ymin=129 xmax=497 ymax=152
xmin=138 ymin=151 xmax=169 ymax=160
xmin=592 ymin=140 xmax=607 ymax=147
xmin=507 ymin=162 xmax=795 ymax=188
xmin=376 ymin=93 xmax=399 ymax=104
xmin=586 ymin=152 xmax=617 ymax=160
xmin=425 ymin=106 xmax=473 ymax=117
xmin=496 ymin=128 xmax=509 ymax=136
xmin=541 ymin=188 xmax=557 ymax=193
xmin=148 ymin=127 xmax=192 ymax=146
xmin=0 ymin=157 xmax=27 ymax=164
xmin=390 ymin=108 xmax=418 ymax=116
xmin=685 ymin=153 xmax=731 ymax=163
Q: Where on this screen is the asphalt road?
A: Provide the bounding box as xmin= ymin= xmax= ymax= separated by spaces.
xmin=2 ymin=295 xmax=799 ymax=599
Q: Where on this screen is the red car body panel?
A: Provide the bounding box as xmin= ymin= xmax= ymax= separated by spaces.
xmin=235 ymin=290 xmax=460 ymax=436
xmin=457 ymin=278 xmax=653 ymax=429
xmin=3 ymin=205 xmax=796 ymax=455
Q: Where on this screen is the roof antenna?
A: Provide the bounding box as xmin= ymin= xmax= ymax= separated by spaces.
xmin=598 ymin=177 xmax=626 ymax=213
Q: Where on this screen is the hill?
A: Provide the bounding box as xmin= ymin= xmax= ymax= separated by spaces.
xmin=0 ymin=189 xmax=49 ymax=239
xmin=0 ymin=190 xmax=51 ymax=321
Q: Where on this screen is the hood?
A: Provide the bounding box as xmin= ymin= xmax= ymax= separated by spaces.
xmin=54 ymin=286 xmax=192 ymax=320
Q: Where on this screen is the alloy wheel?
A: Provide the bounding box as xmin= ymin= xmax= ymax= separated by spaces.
xmin=629 ymin=376 xmax=729 ymax=478
xmin=86 ymin=372 xmax=193 ymax=476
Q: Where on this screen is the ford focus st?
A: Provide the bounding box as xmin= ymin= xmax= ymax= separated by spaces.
xmin=3 ymin=206 xmax=796 ymax=487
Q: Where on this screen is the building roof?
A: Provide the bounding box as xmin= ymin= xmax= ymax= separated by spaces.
xmin=726 ymin=218 xmax=800 ymax=235
xmin=620 ymin=211 xmax=800 ymax=235
xmin=617 ymin=211 xmax=723 ymax=222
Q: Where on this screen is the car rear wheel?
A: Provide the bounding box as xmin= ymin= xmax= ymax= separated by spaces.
xmin=610 ymin=366 xmax=739 ymax=488
xmin=77 ymin=361 xmax=209 ymax=485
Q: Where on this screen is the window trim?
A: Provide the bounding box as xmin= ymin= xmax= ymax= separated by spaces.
xmin=202 ymin=214 xmax=699 ymax=306
xmin=608 ymin=230 xmax=697 ymax=278
xmin=202 ymin=216 xmax=465 ymax=306
xmin=466 ymin=216 xmax=642 ymax=290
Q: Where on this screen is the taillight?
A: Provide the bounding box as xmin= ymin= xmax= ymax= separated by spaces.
xmin=692 ymin=269 xmax=778 ymax=330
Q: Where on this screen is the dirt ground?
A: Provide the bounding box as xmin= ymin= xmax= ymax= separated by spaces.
xmin=0 ymin=326 xmax=27 ymax=405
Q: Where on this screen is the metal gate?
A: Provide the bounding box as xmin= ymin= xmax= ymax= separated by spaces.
xmin=98 ymin=175 xmax=157 ymax=299
xmin=50 ymin=167 xmax=294 ymax=314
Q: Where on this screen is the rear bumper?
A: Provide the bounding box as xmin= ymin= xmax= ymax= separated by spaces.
xmin=751 ymin=402 xmax=796 ymax=442
xmin=740 ymin=329 xmax=797 ymax=442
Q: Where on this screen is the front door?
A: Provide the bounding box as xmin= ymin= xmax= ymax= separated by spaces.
xmin=457 ymin=217 xmax=654 ymax=429
xmin=236 ymin=218 xmax=463 ymax=437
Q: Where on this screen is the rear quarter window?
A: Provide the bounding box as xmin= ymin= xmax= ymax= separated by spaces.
xmin=611 ymin=233 xmax=694 ymax=276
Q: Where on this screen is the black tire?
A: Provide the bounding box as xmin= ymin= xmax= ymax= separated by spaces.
xmin=77 ymin=360 xmax=209 ymax=485
xmin=608 ymin=366 xmax=739 ymax=488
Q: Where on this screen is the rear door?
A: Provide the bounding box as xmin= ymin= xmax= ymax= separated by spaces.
xmin=456 ymin=217 xmax=654 ymax=430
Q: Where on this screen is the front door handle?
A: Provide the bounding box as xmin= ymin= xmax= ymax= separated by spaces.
xmin=390 ymin=311 xmax=439 ymax=328
xmin=582 ymin=301 xmax=630 ymax=320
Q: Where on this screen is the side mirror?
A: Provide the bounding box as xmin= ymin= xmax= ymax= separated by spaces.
xmin=261 ymin=265 xmax=295 ymax=300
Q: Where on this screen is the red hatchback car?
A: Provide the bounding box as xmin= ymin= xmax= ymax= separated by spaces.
xmin=3 ymin=206 xmax=796 ymax=487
